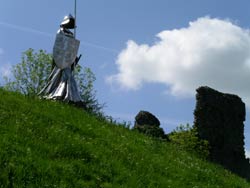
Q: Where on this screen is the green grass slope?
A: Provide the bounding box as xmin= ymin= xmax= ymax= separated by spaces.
xmin=0 ymin=89 xmax=249 ymax=188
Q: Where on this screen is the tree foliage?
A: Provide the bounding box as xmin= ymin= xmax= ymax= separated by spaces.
xmin=4 ymin=49 xmax=52 ymax=96
xmin=168 ymin=124 xmax=210 ymax=159
xmin=4 ymin=48 xmax=103 ymax=114
xmin=74 ymin=65 xmax=104 ymax=115
xmin=133 ymin=124 xmax=167 ymax=139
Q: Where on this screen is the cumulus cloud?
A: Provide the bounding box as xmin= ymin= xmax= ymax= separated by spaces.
xmin=0 ymin=49 xmax=12 ymax=83
xmin=0 ymin=63 xmax=12 ymax=78
xmin=246 ymin=150 xmax=250 ymax=158
xmin=108 ymin=17 xmax=250 ymax=107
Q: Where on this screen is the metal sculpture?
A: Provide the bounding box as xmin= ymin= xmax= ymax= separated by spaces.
xmin=39 ymin=14 xmax=82 ymax=102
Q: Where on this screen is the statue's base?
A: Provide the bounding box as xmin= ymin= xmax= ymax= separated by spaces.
xmin=68 ymin=100 xmax=87 ymax=110
xmin=40 ymin=96 xmax=87 ymax=110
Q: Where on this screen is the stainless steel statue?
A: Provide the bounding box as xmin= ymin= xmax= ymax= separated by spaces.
xmin=39 ymin=14 xmax=82 ymax=102
xmin=53 ymin=33 xmax=80 ymax=69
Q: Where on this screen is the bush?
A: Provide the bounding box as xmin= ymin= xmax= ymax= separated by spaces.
xmin=4 ymin=48 xmax=103 ymax=115
xmin=74 ymin=65 xmax=104 ymax=115
xmin=4 ymin=49 xmax=52 ymax=96
xmin=134 ymin=125 xmax=167 ymax=139
xmin=168 ymin=124 xmax=210 ymax=159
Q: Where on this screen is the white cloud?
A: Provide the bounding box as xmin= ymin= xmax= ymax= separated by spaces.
xmin=108 ymin=17 xmax=250 ymax=107
xmin=0 ymin=60 xmax=12 ymax=84
xmin=246 ymin=149 xmax=250 ymax=158
xmin=0 ymin=48 xmax=12 ymax=82
xmin=0 ymin=63 xmax=12 ymax=78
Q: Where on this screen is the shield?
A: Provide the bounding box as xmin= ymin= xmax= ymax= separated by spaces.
xmin=53 ymin=33 xmax=80 ymax=69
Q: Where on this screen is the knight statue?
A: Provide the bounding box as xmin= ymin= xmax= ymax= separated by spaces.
xmin=39 ymin=14 xmax=82 ymax=103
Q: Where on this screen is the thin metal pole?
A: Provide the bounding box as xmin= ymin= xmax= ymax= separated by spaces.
xmin=74 ymin=0 xmax=76 ymax=37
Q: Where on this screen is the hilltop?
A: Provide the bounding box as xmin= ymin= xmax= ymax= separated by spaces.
xmin=0 ymin=89 xmax=249 ymax=188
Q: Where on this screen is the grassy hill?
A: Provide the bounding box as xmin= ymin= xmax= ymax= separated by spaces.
xmin=0 ymin=89 xmax=249 ymax=188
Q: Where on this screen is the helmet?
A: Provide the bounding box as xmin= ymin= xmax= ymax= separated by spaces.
xmin=60 ymin=14 xmax=75 ymax=29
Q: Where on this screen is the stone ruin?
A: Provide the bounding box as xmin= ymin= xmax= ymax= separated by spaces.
xmin=194 ymin=86 xmax=250 ymax=180
xmin=134 ymin=111 xmax=166 ymax=139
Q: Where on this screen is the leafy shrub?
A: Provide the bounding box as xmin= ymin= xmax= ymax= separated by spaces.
xmin=4 ymin=48 xmax=103 ymax=115
xmin=133 ymin=124 xmax=167 ymax=139
xmin=74 ymin=65 xmax=104 ymax=115
xmin=168 ymin=124 xmax=210 ymax=159
xmin=103 ymin=116 xmax=132 ymax=129
xmin=4 ymin=49 xmax=52 ymax=96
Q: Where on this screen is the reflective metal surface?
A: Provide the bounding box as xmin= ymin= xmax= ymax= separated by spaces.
xmin=39 ymin=15 xmax=82 ymax=103
xmin=53 ymin=33 xmax=80 ymax=69
xmin=60 ymin=14 xmax=75 ymax=29
xmin=39 ymin=66 xmax=82 ymax=102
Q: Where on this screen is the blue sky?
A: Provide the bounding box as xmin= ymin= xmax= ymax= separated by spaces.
xmin=1 ymin=0 xmax=250 ymax=156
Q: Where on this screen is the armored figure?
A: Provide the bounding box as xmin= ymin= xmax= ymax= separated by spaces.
xmin=39 ymin=14 xmax=82 ymax=102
